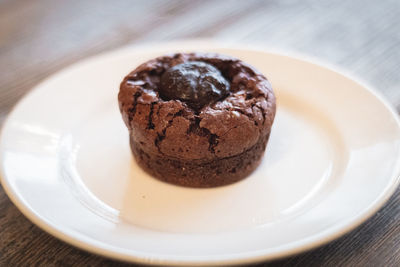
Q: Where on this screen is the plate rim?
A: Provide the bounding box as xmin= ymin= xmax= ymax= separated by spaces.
xmin=1 ymin=40 xmax=400 ymax=266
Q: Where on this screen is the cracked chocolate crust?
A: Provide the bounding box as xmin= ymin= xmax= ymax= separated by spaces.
xmin=118 ymin=52 xmax=276 ymax=187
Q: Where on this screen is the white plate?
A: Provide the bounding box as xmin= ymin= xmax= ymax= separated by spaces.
xmin=1 ymin=41 xmax=400 ymax=266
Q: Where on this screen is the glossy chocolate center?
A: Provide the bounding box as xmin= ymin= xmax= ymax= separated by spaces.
xmin=160 ymin=61 xmax=230 ymax=110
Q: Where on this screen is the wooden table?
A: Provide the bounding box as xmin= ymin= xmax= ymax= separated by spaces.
xmin=1 ymin=0 xmax=400 ymax=266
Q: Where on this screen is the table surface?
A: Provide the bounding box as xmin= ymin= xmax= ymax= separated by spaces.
xmin=1 ymin=0 xmax=400 ymax=266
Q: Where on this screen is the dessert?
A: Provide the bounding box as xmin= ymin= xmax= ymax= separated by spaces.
xmin=118 ymin=53 xmax=276 ymax=187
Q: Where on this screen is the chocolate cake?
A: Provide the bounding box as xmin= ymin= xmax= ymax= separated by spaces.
xmin=118 ymin=53 xmax=276 ymax=187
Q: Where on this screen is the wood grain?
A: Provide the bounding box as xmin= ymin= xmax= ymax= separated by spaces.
xmin=1 ymin=0 xmax=400 ymax=266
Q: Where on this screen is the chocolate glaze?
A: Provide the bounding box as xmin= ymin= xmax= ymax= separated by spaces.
xmin=160 ymin=61 xmax=230 ymax=110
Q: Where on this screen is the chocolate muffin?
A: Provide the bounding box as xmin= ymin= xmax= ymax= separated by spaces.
xmin=118 ymin=53 xmax=276 ymax=188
